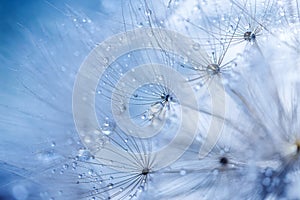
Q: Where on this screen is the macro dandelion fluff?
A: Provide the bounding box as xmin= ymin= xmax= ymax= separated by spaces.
xmin=224 ymin=30 xmax=300 ymax=199
xmin=74 ymin=131 xmax=157 ymax=199
xmin=71 ymin=26 xmax=207 ymax=199
xmin=230 ymin=0 xmax=278 ymax=44
xmin=2 ymin=0 xmax=300 ymax=199
xmin=150 ymin=125 xmax=259 ymax=200
xmin=156 ymin=0 xmax=242 ymax=85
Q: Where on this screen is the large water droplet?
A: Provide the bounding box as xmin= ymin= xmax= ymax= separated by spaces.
xmin=101 ymin=120 xmax=116 ymax=135
xmin=108 ymin=183 xmax=114 ymax=189
xmin=77 ymin=149 xmax=94 ymax=161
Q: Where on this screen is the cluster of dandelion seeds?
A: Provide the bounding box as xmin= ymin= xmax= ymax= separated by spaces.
xmin=1 ymin=0 xmax=300 ymax=199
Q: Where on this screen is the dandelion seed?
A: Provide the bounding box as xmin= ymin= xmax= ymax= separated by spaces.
xmin=74 ymin=128 xmax=159 ymax=200
xmin=219 ymin=156 xmax=229 ymax=166
xmin=150 ymin=129 xmax=258 ymax=200
xmin=243 ymin=31 xmax=256 ymax=42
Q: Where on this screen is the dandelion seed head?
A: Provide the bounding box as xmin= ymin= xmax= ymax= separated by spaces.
xmin=206 ymin=63 xmax=221 ymax=76
xmin=141 ymin=168 xmax=150 ymax=175
xmin=243 ymin=31 xmax=256 ymax=42
xmin=219 ymin=156 xmax=229 ymax=166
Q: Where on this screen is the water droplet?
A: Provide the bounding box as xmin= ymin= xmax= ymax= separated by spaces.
xmin=145 ymin=8 xmax=152 ymax=16
xmin=88 ymin=169 xmax=94 ymax=175
xmin=119 ymin=103 xmax=126 ymax=113
xmin=138 ymin=185 xmax=145 ymax=191
xmin=180 ymin=169 xmax=186 ymax=176
xmin=206 ymin=63 xmax=220 ymax=76
xmin=194 ymin=84 xmax=201 ymax=91
xmin=51 ymin=142 xmax=56 ymax=147
xmin=108 ymin=183 xmax=114 ymax=189
xmin=106 ymin=45 xmax=111 ymax=51
xmin=183 ymin=56 xmax=189 ymax=63
xmin=72 ymin=161 xmax=78 ymax=168
xmin=212 ymin=169 xmax=219 ymax=175
xmin=101 ymin=120 xmax=116 ymax=135
xmin=264 ymin=167 xmax=273 ymax=177
xmin=103 ymin=57 xmax=109 ymax=64
xmin=192 ymin=43 xmax=200 ymax=51
xmin=84 ymin=136 xmax=91 ymax=143
xmin=77 ymin=149 xmax=94 ymax=161
xmin=155 ymin=76 xmax=163 ymax=83
xmin=262 ymin=177 xmax=271 ymax=186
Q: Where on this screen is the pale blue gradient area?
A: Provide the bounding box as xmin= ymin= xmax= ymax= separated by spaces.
xmin=0 ymin=1 xmax=124 ymax=199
